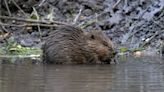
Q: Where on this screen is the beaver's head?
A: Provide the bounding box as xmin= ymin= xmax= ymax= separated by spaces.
xmin=85 ymin=30 xmax=117 ymax=63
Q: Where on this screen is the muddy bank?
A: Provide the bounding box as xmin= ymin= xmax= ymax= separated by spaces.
xmin=0 ymin=0 xmax=164 ymax=56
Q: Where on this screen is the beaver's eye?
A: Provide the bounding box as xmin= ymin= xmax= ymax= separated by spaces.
xmin=91 ymin=35 xmax=95 ymax=39
xmin=103 ymin=42 xmax=108 ymax=46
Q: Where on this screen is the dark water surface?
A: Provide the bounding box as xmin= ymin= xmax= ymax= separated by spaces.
xmin=0 ymin=56 xmax=164 ymax=92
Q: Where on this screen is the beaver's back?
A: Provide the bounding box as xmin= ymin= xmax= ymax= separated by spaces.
xmin=43 ymin=25 xmax=91 ymax=64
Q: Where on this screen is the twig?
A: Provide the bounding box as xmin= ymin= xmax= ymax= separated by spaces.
xmin=113 ymin=0 xmax=123 ymax=9
xmin=37 ymin=24 xmax=42 ymax=39
xmin=0 ymin=16 xmax=69 ymax=25
xmin=123 ymin=0 xmax=128 ymax=9
xmin=0 ymin=55 xmax=40 ymax=58
xmin=140 ymin=31 xmax=162 ymax=47
xmin=32 ymin=7 xmax=42 ymax=39
xmin=1 ymin=25 xmax=9 ymax=32
xmin=121 ymin=21 xmax=144 ymax=44
xmin=0 ymin=24 xmax=11 ymax=42
xmin=78 ymin=8 xmax=111 ymax=28
xmin=0 ymin=22 xmax=58 ymax=28
xmin=79 ymin=19 xmax=97 ymax=29
xmin=159 ymin=40 xmax=164 ymax=57
xmin=138 ymin=7 xmax=149 ymax=20
xmin=73 ymin=6 xmax=83 ymax=25
xmin=11 ymin=0 xmax=27 ymax=16
xmin=152 ymin=19 xmax=164 ymax=29
xmin=4 ymin=0 xmax=11 ymax=16
xmin=39 ymin=0 xmax=47 ymax=6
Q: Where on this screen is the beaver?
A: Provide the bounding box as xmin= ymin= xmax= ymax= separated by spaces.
xmin=42 ymin=25 xmax=117 ymax=64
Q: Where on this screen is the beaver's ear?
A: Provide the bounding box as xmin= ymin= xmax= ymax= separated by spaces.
xmin=91 ymin=35 xmax=95 ymax=39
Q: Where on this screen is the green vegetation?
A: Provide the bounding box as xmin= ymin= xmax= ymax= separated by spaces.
xmin=0 ymin=37 xmax=42 ymax=55
xmin=119 ymin=47 xmax=145 ymax=54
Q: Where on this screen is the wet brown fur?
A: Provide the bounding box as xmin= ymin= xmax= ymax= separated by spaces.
xmin=42 ymin=25 xmax=116 ymax=64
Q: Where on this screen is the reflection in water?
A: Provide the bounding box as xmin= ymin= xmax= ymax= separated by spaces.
xmin=0 ymin=56 xmax=164 ymax=92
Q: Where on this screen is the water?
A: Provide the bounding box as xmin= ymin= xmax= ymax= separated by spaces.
xmin=0 ymin=56 xmax=164 ymax=92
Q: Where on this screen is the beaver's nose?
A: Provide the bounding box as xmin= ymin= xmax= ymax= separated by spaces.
xmin=113 ymin=51 xmax=117 ymax=55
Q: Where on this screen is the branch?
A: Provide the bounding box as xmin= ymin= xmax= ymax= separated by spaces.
xmin=0 ymin=16 xmax=69 ymax=26
xmin=0 ymin=22 xmax=58 ymax=28
xmin=4 ymin=0 xmax=11 ymax=16
xmin=11 ymin=0 xmax=26 ymax=16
